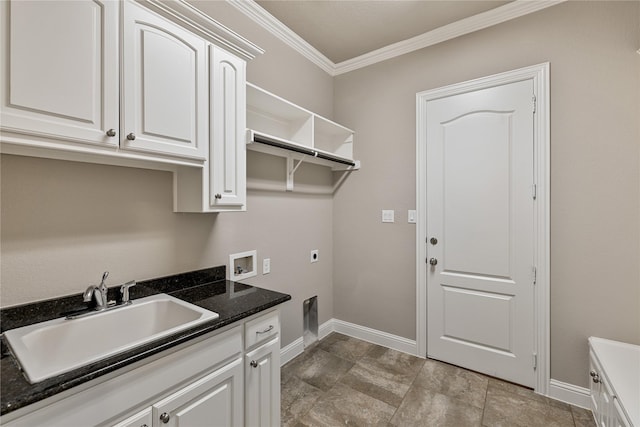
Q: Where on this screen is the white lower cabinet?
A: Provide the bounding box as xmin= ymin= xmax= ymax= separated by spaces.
xmin=589 ymin=337 xmax=638 ymax=427
xmin=151 ymin=357 xmax=243 ymax=427
xmin=245 ymin=338 xmax=280 ymax=427
xmin=112 ymin=408 xmax=153 ymax=427
xmin=3 ymin=309 xmax=282 ymax=427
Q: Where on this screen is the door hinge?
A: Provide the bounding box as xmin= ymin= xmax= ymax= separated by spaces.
xmin=533 ymin=353 xmax=538 ymax=370
xmin=532 ymin=184 xmax=537 ymax=200
xmin=532 ymin=95 xmax=537 ymax=113
xmin=533 ymin=266 xmax=537 ymax=285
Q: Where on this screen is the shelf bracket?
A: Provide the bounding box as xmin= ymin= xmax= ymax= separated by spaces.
xmin=286 ymin=155 xmax=305 ymax=191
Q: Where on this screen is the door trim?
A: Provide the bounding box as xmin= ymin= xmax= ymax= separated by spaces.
xmin=416 ymin=63 xmax=550 ymax=394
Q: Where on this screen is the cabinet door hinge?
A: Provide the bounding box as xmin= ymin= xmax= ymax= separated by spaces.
xmin=532 ymin=95 xmax=537 ymax=114
xmin=533 ymin=353 xmax=538 ymax=370
xmin=533 ymin=266 xmax=537 ymax=285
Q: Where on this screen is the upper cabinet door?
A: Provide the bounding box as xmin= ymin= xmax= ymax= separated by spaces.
xmin=209 ymin=46 xmax=246 ymax=209
xmin=121 ymin=1 xmax=207 ymax=160
xmin=0 ymin=0 xmax=119 ymax=146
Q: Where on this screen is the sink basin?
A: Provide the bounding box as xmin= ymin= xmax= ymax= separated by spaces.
xmin=3 ymin=294 xmax=219 ymax=383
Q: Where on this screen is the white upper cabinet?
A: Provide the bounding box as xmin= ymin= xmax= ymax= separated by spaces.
xmin=209 ymin=46 xmax=246 ymax=209
xmin=1 ymin=0 xmax=210 ymax=164
xmin=121 ymin=1 xmax=207 ymax=161
xmin=172 ymin=45 xmax=247 ymax=213
xmin=0 ymin=0 xmax=119 ymax=147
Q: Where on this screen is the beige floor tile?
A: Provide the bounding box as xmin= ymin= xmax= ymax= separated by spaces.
xmin=298 ymin=382 xmax=396 ymax=426
xmin=319 ymin=333 xmax=377 ymax=362
xmin=390 ymin=385 xmax=483 ymax=427
xmin=284 ymin=347 xmax=354 ymax=391
xmin=341 ymin=358 xmax=414 ymax=407
xmin=571 ymin=405 xmax=597 ymax=427
xmin=281 ymin=375 xmax=324 ymax=427
xmin=482 ymin=383 xmax=575 ymax=427
xmin=413 ymin=358 xmax=488 ymax=409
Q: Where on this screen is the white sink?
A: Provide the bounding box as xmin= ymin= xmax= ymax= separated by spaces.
xmin=4 ymin=294 xmax=219 ymax=383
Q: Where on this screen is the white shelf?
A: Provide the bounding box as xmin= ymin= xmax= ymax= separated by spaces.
xmin=245 ymin=83 xmax=358 ymax=191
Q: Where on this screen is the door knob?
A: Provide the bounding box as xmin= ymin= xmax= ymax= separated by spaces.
xmin=106 ymin=129 xmax=116 ymax=137
xmin=429 ymin=258 xmax=438 ymax=266
xmin=126 ymin=132 xmax=136 ymax=141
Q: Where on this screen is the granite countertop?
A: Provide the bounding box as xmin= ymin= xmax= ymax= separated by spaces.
xmin=0 ymin=266 xmax=291 ymax=417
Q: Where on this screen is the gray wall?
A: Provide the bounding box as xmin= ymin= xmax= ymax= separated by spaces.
xmin=0 ymin=1 xmax=335 ymax=349
xmin=332 ymin=1 xmax=640 ymax=388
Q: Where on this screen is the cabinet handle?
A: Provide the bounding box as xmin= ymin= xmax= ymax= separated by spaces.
xmin=256 ymin=325 xmax=274 ymax=334
xmin=214 ymin=193 xmax=222 ymax=199
xmin=126 ymin=132 xmax=136 ymax=141
xmin=429 ymin=258 xmax=438 ymax=266
xmin=250 ymin=360 xmax=258 ymax=368
xmin=106 ymin=129 xmax=116 ymax=137
xmin=159 ymin=412 xmax=170 ymax=423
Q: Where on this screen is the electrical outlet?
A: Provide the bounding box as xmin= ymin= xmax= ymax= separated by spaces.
xmin=263 ymin=258 xmax=270 ymax=274
xmin=382 ymin=210 xmax=394 ymax=223
xmin=310 ymin=250 xmax=319 ymax=263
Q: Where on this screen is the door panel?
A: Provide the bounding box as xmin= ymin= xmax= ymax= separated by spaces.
xmin=426 ymin=79 xmax=535 ymax=387
xmin=443 ymin=112 xmax=512 ymax=278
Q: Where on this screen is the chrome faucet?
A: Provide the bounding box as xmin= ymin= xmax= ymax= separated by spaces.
xmin=83 ymin=271 xmax=110 ymax=310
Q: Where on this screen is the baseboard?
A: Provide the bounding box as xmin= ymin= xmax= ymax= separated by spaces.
xmin=280 ymin=319 xmax=335 ymax=366
xmin=280 ymin=337 xmax=304 ymax=366
xmin=280 ymin=318 xmax=417 ymax=365
xmin=548 ymin=379 xmax=591 ymax=409
xmin=331 ymin=319 xmax=418 ymax=356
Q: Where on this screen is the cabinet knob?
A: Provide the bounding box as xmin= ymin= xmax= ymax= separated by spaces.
xmin=590 ymin=370 xmax=597 ymax=377
xmin=159 ymin=412 xmax=170 ymax=423
xmin=429 ymin=258 xmax=438 ymax=266
xmin=126 ymin=132 xmax=136 ymax=141
xmin=592 ymin=374 xmax=601 ymax=384
xmin=106 ymin=129 xmax=116 ymax=137
xmin=250 ymin=360 xmax=258 ymax=368
xmin=430 ymin=237 xmax=438 ymax=245
xmin=214 ymin=193 xmax=222 ymax=199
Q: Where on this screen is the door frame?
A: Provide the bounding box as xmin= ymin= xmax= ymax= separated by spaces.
xmin=415 ymin=63 xmax=550 ymax=394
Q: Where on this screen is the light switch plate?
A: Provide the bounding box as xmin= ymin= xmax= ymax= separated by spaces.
xmin=263 ymin=258 xmax=270 ymax=274
xmin=382 ymin=210 xmax=394 ymax=223
xmin=408 ymin=210 xmax=417 ymax=223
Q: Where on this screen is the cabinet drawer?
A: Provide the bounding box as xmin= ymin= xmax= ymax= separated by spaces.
xmin=245 ymin=311 xmax=279 ymax=349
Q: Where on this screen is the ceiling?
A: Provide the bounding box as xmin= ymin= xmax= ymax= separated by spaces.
xmin=255 ymin=1 xmax=511 ymax=63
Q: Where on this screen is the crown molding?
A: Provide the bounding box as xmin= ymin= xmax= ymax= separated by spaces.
xmin=227 ymin=0 xmax=565 ymax=76
xmin=227 ymin=0 xmax=335 ymax=75
xmin=334 ymin=0 xmax=565 ymax=75
xmin=141 ymin=0 xmax=264 ymax=61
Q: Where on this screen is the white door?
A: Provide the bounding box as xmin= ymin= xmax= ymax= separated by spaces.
xmin=426 ymin=79 xmax=536 ymax=387
xmin=121 ymin=1 xmax=207 ymax=160
xmin=0 ymin=0 xmax=119 ymax=146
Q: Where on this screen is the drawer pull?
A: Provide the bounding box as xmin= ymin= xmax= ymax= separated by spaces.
xmin=256 ymin=325 xmax=274 ymax=335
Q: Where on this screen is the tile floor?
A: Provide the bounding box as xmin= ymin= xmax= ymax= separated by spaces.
xmin=281 ymin=333 xmax=596 ymax=427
